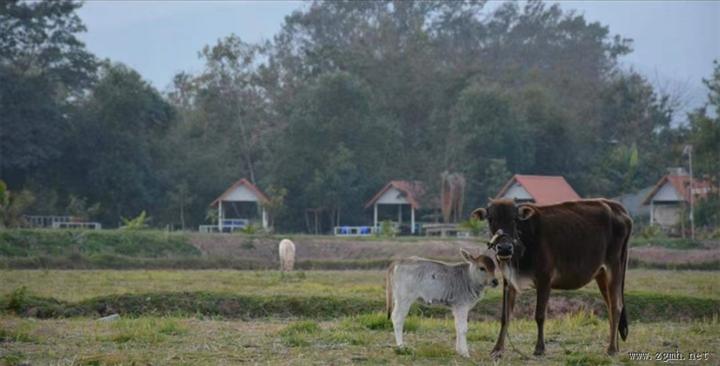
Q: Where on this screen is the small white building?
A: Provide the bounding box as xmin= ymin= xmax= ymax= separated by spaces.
xmin=643 ymin=173 xmax=711 ymax=231
xmin=364 ymin=180 xmax=426 ymax=234
xmin=207 ymin=179 xmax=269 ymax=232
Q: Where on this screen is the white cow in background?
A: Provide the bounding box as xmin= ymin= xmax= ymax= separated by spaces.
xmin=278 ymin=239 xmax=296 ymax=272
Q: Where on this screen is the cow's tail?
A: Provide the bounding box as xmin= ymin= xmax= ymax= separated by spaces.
xmin=386 ymin=263 xmax=395 ymax=320
xmin=618 ymin=212 xmax=632 ymax=342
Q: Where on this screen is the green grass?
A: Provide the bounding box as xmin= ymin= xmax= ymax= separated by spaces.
xmin=1 ymin=313 xmax=718 ymax=365
xmin=0 ymin=229 xmax=199 ymax=257
xmin=1 ymin=270 xmax=717 ymax=322
xmin=1 ymin=269 xmax=717 ymax=302
xmin=0 ymin=268 xmax=718 ymax=364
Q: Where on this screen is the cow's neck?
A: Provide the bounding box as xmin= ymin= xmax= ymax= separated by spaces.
xmin=498 ymin=245 xmax=536 ymax=292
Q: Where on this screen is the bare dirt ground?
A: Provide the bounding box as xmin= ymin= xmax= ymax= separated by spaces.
xmin=190 ymin=234 xmax=476 ymax=262
xmin=189 ymin=234 xmax=720 ymax=267
xmin=630 ymin=247 xmax=720 ymax=264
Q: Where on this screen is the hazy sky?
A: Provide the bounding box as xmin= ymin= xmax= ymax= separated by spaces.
xmin=77 ymin=1 xmax=720 ymax=115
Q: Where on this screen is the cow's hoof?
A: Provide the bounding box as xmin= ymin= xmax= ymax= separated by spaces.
xmin=457 ymin=351 xmax=470 ymax=358
xmin=606 ymin=347 xmax=619 ymax=356
xmin=533 ymin=347 xmax=545 ymax=356
xmin=490 ymin=349 xmax=504 ymax=360
xmin=394 ymin=346 xmax=413 ymax=355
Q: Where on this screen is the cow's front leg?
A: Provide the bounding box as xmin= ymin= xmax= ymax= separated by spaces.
xmin=491 ymin=281 xmax=517 ymax=359
xmin=452 ymin=305 xmax=471 ymax=357
xmin=534 ymin=279 xmax=551 ymax=356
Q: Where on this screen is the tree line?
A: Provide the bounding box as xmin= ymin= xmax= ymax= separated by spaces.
xmin=1 ymin=0 xmax=718 ymax=231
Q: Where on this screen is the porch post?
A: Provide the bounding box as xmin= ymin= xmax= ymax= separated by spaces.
xmin=218 ymin=201 xmax=224 ymax=232
xmin=411 ymin=206 xmax=416 ymax=234
xmin=373 ymin=203 xmax=378 ymax=231
xmin=650 ymin=200 xmax=654 ymax=226
xmin=262 ymin=207 xmax=268 ymax=229
xmin=398 ymin=204 xmax=402 ymax=225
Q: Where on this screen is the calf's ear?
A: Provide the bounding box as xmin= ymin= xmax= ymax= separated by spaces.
xmin=471 ymin=208 xmax=487 ymax=221
xmin=479 ymin=255 xmax=496 ymax=273
xmin=518 ymin=205 xmax=536 ymax=221
xmin=460 ymin=248 xmax=474 ymax=262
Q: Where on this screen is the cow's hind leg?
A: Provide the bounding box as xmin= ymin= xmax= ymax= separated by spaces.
xmin=596 ymin=269 xmax=616 ymax=354
xmin=491 ymin=282 xmax=517 ymax=359
xmin=606 ymin=267 xmax=623 ymax=355
xmin=534 ymin=279 xmax=551 ymax=356
xmin=452 ymin=305 xmax=471 ymax=357
xmin=391 ymin=298 xmax=412 ymax=348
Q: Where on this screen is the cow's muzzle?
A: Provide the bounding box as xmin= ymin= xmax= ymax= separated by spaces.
xmin=496 ymin=242 xmax=513 ymax=261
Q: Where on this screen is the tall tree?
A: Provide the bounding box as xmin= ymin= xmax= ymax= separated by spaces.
xmin=0 ymin=0 xmax=96 ymax=188
xmin=70 ymin=63 xmax=175 ymax=224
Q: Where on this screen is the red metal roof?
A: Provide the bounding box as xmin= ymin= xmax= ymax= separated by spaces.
xmin=364 ymin=180 xmax=426 ymax=209
xmin=642 ymin=175 xmax=712 ymax=204
xmin=496 ymin=175 xmax=580 ymax=205
xmin=210 ymin=178 xmax=269 ymax=207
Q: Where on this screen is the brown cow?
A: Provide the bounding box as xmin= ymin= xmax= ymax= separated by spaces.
xmin=472 ymin=198 xmax=632 ymax=358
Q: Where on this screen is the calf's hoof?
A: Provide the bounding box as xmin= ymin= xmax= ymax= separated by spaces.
xmin=606 ymin=347 xmax=619 ymax=356
xmin=456 ymin=349 xmax=470 ymax=358
xmin=533 ymin=347 xmax=545 ymax=356
xmin=490 ymin=348 xmax=504 ymax=360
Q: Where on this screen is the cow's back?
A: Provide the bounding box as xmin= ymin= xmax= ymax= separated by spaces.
xmin=526 ymin=199 xmax=631 ymax=289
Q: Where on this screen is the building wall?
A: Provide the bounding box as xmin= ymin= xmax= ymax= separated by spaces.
xmin=502 ymin=183 xmax=533 ymax=202
xmin=654 ymin=181 xmax=681 ymax=201
xmin=652 ymin=204 xmax=681 ymax=228
xmin=376 ymin=187 xmax=409 ymax=205
xmin=225 ymin=185 xmax=259 ymax=202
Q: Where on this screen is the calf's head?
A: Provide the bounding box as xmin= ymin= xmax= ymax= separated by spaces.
xmin=460 ymin=249 xmax=499 ymax=287
xmin=471 ymin=199 xmax=536 ymax=262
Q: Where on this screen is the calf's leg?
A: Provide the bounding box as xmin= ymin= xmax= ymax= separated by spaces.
xmin=534 ymin=279 xmax=551 ymax=356
xmin=491 ymin=282 xmax=517 ymax=359
xmin=391 ymin=297 xmax=412 ymax=348
xmin=452 ymin=305 xmax=471 ymax=357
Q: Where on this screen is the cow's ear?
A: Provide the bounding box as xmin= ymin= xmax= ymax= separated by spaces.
xmin=460 ymin=248 xmax=473 ymax=262
xmin=517 ymin=205 xmax=536 ymax=221
xmin=471 ymin=208 xmax=487 ymax=221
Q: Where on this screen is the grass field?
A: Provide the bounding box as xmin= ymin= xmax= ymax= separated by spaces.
xmin=1 ymin=269 xmax=719 ymax=365
xmin=1 ymin=269 xmax=718 ymax=302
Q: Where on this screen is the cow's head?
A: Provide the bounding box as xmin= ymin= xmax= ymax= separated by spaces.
xmin=471 ymin=199 xmax=535 ymax=262
xmin=460 ymin=249 xmax=499 ymax=288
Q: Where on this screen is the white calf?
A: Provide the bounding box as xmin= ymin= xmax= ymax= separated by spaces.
xmin=385 ymin=249 xmax=498 ymax=357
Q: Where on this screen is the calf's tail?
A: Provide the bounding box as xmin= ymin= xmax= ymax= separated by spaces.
xmin=386 ymin=263 xmax=394 ymax=320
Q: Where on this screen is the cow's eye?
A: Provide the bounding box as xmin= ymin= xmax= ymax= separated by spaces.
xmin=479 ymin=267 xmax=486 ymax=272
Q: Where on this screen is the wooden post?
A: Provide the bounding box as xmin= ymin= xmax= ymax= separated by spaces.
xmin=398 ymin=204 xmax=402 ymax=225
xmin=374 ymin=203 xmax=378 ymax=231
xmin=411 ymin=206 xmax=415 ymax=234
xmin=218 ymin=201 xmax=223 ymax=232
xmin=262 ymin=207 xmax=268 ymax=229
xmin=650 ymin=200 xmax=654 ymax=226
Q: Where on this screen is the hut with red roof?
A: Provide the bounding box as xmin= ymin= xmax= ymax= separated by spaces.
xmin=642 ymin=169 xmax=712 ymax=231
xmin=364 ymin=180 xmax=427 ymax=234
xmin=207 ymin=179 xmax=269 ymax=232
xmin=495 ymin=175 xmax=580 ymax=205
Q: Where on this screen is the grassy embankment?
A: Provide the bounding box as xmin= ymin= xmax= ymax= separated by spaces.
xmin=1 ymin=270 xmax=717 ymax=322
xmin=1 ymin=229 xmax=718 ymax=270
